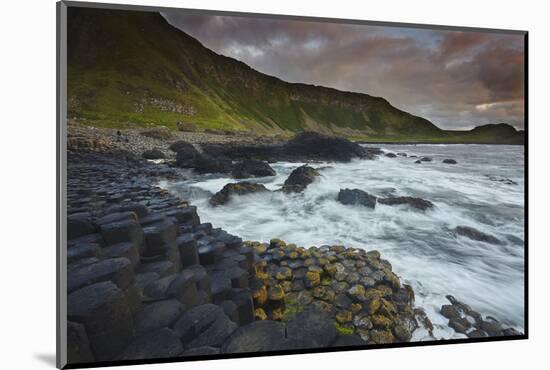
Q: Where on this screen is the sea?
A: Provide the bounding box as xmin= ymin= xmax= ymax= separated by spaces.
xmin=160 ymin=144 xmax=525 ymax=340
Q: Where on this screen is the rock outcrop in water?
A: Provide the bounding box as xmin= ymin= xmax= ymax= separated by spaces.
xmin=142 ymin=149 xmax=165 ymax=160
xmin=453 ymin=226 xmax=502 ymax=245
xmin=210 ymin=182 xmax=269 ymax=206
xmin=442 ymin=159 xmax=457 ymax=164
xmin=440 ymin=295 xmax=521 ymax=338
xmin=378 ymin=197 xmax=434 ymax=211
xmin=282 ymin=165 xmax=320 ymax=193
xmin=201 ymin=132 xmax=379 ymax=163
xmin=231 ymin=159 xmax=276 ymax=179
xmin=337 ymin=189 xmax=377 ymax=209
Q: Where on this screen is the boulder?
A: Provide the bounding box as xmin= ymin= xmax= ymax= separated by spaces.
xmin=221 ymin=320 xmax=289 ymax=353
xmin=67 ymin=281 xmax=135 ymax=361
xmin=378 ymin=196 xmax=434 ymax=211
xmin=170 ymin=140 xmax=194 ymax=153
xmin=284 ymin=132 xmax=367 ymax=162
xmin=231 ymin=159 xmax=276 ymax=179
xmin=282 ymin=165 xmax=320 ymax=193
xmin=175 ymin=143 xmax=201 ymax=166
xmin=337 ymin=189 xmax=377 ymax=208
xmin=192 ymin=154 xmax=232 ymax=174
xmin=454 ymin=226 xmax=502 ymax=245
xmin=385 ymin=153 xmax=397 ymax=158
xmin=120 ymin=328 xmax=183 ymax=360
xmin=420 ymin=157 xmax=432 ymax=162
xmin=142 ymin=149 xmax=165 ymax=160
xmin=443 ymin=159 xmax=457 ymax=164
xmin=210 ymin=182 xmax=269 ymax=206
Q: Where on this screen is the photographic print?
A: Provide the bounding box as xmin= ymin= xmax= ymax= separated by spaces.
xmin=58 ymin=1 xmax=526 ymax=368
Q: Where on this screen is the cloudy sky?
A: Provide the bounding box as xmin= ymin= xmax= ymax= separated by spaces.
xmin=162 ymin=11 xmax=525 ymax=130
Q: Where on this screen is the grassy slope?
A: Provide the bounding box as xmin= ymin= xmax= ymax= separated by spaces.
xmin=67 ymin=7 xmax=524 ymax=144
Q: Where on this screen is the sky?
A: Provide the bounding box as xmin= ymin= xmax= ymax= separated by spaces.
xmin=161 ymin=11 xmax=525 ymax=130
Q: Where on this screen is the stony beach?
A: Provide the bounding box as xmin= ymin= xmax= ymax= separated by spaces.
xmin=65 ymin=126 xmax=522 ymax=365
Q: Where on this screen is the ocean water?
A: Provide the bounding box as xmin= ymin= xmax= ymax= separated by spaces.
xmin=160 ymin=144 xmax=525 ymax=339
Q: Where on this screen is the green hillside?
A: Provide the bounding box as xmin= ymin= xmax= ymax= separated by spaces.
xmin=67 ymin=7 xmax=523 ymax=144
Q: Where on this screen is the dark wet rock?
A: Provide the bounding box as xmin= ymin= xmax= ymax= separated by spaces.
xmin=67 ymin=321 xmax=94 ymax=364
xmin=221 ymin=320 xmax=289 ymax=353
xmin=120 ymin=328 xmax=183 ymax=360
xmin=173 ymin=304 xmax=225 ymax=344
xmin=467 ymin=329 xmax=488 ymax=338
xmin=332 ymin=334 xmax=366 ymax=347
xmin=192 ymin=154 xmax=232 ymax=174
xmin=67 ymin=281 xmax=134 ymax=361
xmin=142 ymin=149 xmax=165 ymax=160
xmin=67 ymin=243 xmax=103 ymax=264
xmin=95 ymin=211 xmax=138 ymax=227
xmin=286 ymin=309 xmax=337 ymax=348
xmin=502 ymin=327 xmax=522 ymax=336
xmin=448 ymin=317 xmax=471 ymax=334
xmin=454 ymin=226 xmax=502 ymax=245
xmin=284 ymin=132 xmax=368 ymax=162
xmin=337 ymin=188 xmax=377 ymax=208
xmin=420 ymin=157 xmax=432 ymax=162
xmin=140 ymin=260 xmax=176 ymax=278
xmin=397 ymin=152 xmax=407 ymax=157
xmin=414 ymin=160 xmax=422 ymax=164
xmin=282 ymin=165 xmax=320 ymax=193
xmin=68 ymin=257 xmax=134 ymax=293
xmin=166 ymin=270 xmax=201 ymax=306
xmin=182 ymin=346 xmax=220 ymax=356
xmin=385 ymin=152 xmax=397 ymax=158
xmin=142 ymin=274 xmax=177 ymax=300
xmin=176 ymin=234 xmax=199 ymax=268
xmin=443 ymin=159 xmax=457 ymax=164
xmin=99 ymin=219 xmax=144 ymax=247
xmin=170 ymin=140 xmax=194 ymax=153
xmin=103 ymin=242 xmax=140 ymax=268
xmin=479 ymin=320 xmax=503 ymax=336
xmin=68 ymin=215 xmax=96 ymax=240
xmin=134 ymin=299 xmax=185 ymax=335
xmin=202 ymin=132 xmax=370 ymax=163
xmin=484 ymin=175 xmax=518 ymax=185
xmin=175 ymin=143 xmax=201 ymax=166
xmin=142 ymin=220 xmax=177 ymax=257
xmin=378 ymin=196 xmax=434 ymax=211
xmin=210 ymin=182 xmax=269 ymax=206
xmin=440 ymin=304 xmax=461 ymax=320
xmin=231 ymin=159 xmax=276 ymax=179
xmin=187 ymin=313 xmax=238 ymax=349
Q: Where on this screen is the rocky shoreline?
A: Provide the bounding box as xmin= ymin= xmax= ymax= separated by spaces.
xmin=65 ymin=130 xmax=522 ymax=365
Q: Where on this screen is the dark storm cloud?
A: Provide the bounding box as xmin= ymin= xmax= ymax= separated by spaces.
xmin=161 ymin=11 xmax=525 ymax=129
